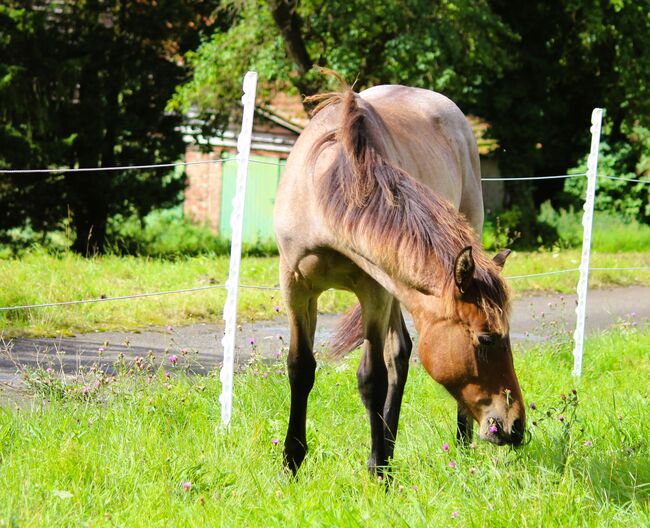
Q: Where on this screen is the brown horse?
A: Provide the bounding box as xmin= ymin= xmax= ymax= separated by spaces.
xmin=273 ymin=84 xmax=525 ymax=475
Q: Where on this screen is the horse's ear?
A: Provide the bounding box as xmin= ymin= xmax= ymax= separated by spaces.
xmin=454 ymin=246 xmax=475 ymax=293
xmin=492 ymin=249 xmax=512 ymax=270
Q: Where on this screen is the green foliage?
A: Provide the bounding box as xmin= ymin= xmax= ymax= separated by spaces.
xmin=564 ymin=126 xmax=650 ymax=223
xmin=537 ymin=201 xmax=650 ymax=251
xmin=0 ymin=1 xmax=219 ymax=254
xmin=169 ymin=0 xmax=513 ymax=129
xmin=106 ymin=208 xmax=278 ymax=258
xmin=0 ymin=328 xmax=648 ymax=525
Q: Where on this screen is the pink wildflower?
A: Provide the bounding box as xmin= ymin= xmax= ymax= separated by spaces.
xmin=168 ymin=354 xmax=178 ymax=365
xmin=489 ymin=424 xmax=498 ymax=434
xmin=452 ymin=512 xmax=459 ymax=519
xmin=182 ymin=481 xmax=191 ymax=491
xmin=271 ymin=438 xmax=279 ymax=445
xmin=442 ymin=442 xmax=449 ymax=452
xmin=448 ymin=460 xmax=457 ymax=469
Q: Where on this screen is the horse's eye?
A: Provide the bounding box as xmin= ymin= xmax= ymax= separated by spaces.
xmin=478 ymin=334 xmax=496 ymax=346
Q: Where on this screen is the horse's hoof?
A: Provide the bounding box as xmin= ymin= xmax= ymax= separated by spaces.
xmin=283 ymin=442 xmax=306 ymax=476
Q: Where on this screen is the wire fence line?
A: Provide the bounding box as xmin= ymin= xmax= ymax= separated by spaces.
xmin=1 ymin=266 xmax=648 ymax=312
xmin=0 ymin=158 xmax=231 ymax=175
xmin=600 ymin=174 xmax=650 ymax=184
xmin=3 ymin=156 xmax=647 ymax=185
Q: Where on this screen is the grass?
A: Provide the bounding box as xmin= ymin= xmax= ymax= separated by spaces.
xmin=0 ymin=327 xmax=648 ymax=526
xmin=1 ymin=249 xmax=649 ymax=337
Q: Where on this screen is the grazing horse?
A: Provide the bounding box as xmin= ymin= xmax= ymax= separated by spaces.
xmin=273 ymin=84 xmax=525 ymax=475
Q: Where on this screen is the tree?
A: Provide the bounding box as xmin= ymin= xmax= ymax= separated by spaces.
xmin=0 ymin=0 xmax=220 ymax=254
xmin=169 ymin=0 xmax=513 ymax=123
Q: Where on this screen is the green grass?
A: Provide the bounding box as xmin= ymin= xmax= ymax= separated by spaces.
xmin=0 ymin=327 xmax=648 ymax=526
xmin=1 ymin=250 xmax=649 ymax=337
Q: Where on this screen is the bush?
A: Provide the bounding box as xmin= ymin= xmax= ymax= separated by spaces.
xmin=106 ymin=207 xmax=278 ymax=258
xmin=564 ymin=126 xmax=650 ymax=223
xmin=535 ymin=201 xmax=650 ymax=252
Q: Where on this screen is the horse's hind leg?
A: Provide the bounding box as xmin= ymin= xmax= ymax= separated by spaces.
xmin=281 ymin=265 xmax=318 ymax=475
xmin=383 ymin=299 xmax=412 ymax=461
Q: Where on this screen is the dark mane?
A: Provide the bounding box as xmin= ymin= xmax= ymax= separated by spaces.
xmin=310 ymin=89 xmax=511 ymax=334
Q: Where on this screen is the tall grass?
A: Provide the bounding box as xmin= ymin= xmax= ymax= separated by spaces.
xmin=0 ymin=327 xmax=647 ymax=526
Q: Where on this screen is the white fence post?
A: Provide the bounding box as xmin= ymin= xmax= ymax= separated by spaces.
xmin=220 ymin=71 xmax=258 ymax=426
xmin=572 ymin=108 xmax=603 ymax=377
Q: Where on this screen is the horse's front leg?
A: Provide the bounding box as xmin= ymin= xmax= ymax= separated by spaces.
xmin=281 ymin=270 xmax=318 ymax=475
xmin=356 ymin=290 xmax=392 ymax=475
xmin=456 ymin=404 xmax=474 ymax=445
xmin=382 ymin=300 xmax=412 ymax=461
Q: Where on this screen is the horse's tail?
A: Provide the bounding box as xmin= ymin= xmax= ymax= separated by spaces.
xmin=329 ymin=303 xmax=363 ymax=359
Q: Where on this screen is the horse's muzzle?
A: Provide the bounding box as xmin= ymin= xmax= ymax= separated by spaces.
xmin=483 ymin=417 xmax=525 ymax=446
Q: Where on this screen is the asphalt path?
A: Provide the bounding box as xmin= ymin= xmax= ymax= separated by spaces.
xmin=1 ymin=286 xmax=648 ymax=390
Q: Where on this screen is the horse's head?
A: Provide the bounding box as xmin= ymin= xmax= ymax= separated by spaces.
xmin=418 ymin=246 xmax=525 ymax=446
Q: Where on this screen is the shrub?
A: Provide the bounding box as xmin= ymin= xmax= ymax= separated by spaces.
xmin=106 ymin=207 xmax=278 ymax=258
xmin=564 ymin=125 xmax=650 ymax=223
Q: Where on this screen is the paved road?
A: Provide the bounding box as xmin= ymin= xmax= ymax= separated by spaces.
xmin=1 ymin=286 xmax=648 ymax=387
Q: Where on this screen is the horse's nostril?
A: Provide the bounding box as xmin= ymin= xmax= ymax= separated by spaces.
xmin=510 ymin=418 xmax=524 ymax=445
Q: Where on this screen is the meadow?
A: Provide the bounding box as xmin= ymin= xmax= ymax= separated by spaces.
xmin=0 ymin=326 xmax=647 ymax=526
xmin=1 ymin=249 xmax=650 ymax=337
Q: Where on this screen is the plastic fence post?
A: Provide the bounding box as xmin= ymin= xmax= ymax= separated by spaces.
xmin=220 ymin=71 xmax=258 ymax=426
xmin=572 ymin=108 xmax=603 ymax=377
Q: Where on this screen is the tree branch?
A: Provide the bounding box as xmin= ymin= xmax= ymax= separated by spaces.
xmin=266 ymin=0 xmax=313 ymax=76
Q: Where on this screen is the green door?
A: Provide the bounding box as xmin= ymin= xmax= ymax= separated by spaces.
xmin=219 ymin=154 xmax=285 ymax=243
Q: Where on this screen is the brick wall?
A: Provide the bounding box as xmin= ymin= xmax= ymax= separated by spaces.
xmin=183 ymin=147 xmax=223 ymax=233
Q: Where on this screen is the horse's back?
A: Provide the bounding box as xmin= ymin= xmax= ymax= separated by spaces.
xmin=358 ymin=85 xmax=483 ymax=230
xmin=274 ymin=85 xmax=483 ymax=264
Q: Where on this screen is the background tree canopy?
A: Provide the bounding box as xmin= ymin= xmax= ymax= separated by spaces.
xmin=2 ymin=0 xmax=649 ymax=254
xmin=171 ymin=0 xmax=650 ymax=240
xmin=0 ymin=0 xmax=220 ymax=254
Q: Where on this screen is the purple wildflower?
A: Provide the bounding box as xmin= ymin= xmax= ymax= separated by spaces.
xmin=81 ymin=385 xmax=91 ymax=394
xmin=166 ymin=325 xmax=173 ymax=332
xmin=489 ymin=424 xmax=498 ymax=434
xmin=168 ymin=354 xmax=178 ymax=365
xmin=452 ymin=512 xmax=459 ymax=519
xmin=249 ymin=337 xmax=256 ymax=346
xmin=274 ymin=350 xmax=281 ymax=359
xmin=448 ymin=460 xmax=457 ymax=469
xmin=182 ymin=481 xmax=191 ymax=491
xmin=271 ymin=438 xmax=279 ymax=445
xmin=442 ymin=442 xmax=449 ymax=451
xmin=529 ymin=401 xmax=537 ymax=410
xmin=273 ymin=305 xmax=280 ymax=313
xmin=559 ymin=415 xmax=565 ymax=422
xmin=164 ymin=371 xmax=171 ymax=379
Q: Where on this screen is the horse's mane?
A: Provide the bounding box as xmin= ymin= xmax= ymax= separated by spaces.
xmin=308 ymin=88 xmax=511 ymax=342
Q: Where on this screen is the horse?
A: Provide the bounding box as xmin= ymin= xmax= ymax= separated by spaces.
xmin=273 ymin=83 xmax=525 ymax=475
